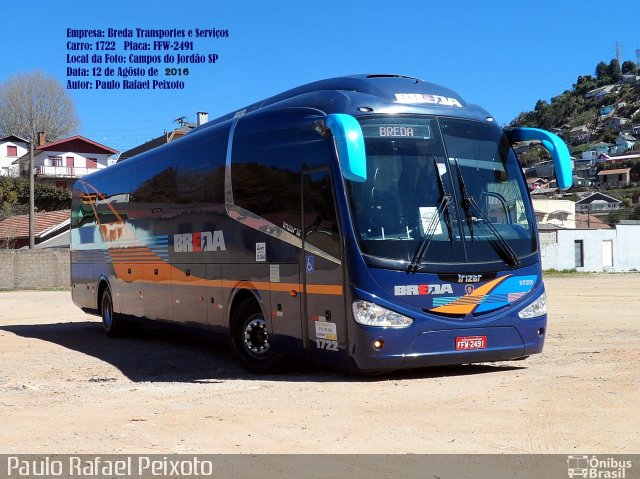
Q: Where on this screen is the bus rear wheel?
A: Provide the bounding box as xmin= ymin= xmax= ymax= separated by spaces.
xmin=100 ymin=288 xmax=127 ymax=338
xmin=230 ymin=299 xmax=283 ymax=373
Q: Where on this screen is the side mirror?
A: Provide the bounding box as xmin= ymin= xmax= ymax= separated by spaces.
xmin=506 ymin=127 xmax=572 ymax=190
xmin=326 ymin=114 xmax=367 ymax=182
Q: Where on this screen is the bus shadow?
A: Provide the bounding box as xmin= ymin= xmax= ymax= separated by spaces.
xmin=0 ymin=321 xmax=526 ymax=383
xmin=0 ymin=321 xmax=246 ymax=383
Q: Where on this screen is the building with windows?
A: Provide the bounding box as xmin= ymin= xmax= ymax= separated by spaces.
xmin=615 ymin=133 xmax=637 ymax=153
xmin=15 ymin=134 xmax=118 ymax=189
xmin=575 ymin=192 xmax=622 ymax=212
xmin=0 ymin=134 xmax=29 ymax=176
xmin=540 ymin=221 xmax=640 ymax=272
xmin=597 ymin=168 xmax=631 ymax=188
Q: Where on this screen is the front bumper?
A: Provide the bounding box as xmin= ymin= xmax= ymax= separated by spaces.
xmin=349 ymin=315 xmax=546 ymax=371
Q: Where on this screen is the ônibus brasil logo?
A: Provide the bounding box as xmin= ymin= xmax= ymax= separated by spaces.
xmin=567 ymin=455 xmax=632 ymax=478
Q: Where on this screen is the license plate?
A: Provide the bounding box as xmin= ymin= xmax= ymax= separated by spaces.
xmin=455 ymin=335 xmax=487 ymax=351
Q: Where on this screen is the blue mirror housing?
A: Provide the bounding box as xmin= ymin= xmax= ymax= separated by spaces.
xmin=327 ymin=113 xmax=367 ymax=182
xmin=506 ymin=127 xmax=572 ymax=190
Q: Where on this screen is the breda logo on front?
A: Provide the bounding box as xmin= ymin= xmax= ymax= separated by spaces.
xmin=394 ymin=284 xmax=453 ymax=296
xmin=174 ymin=230 xmax=226 ymax=252
xmin=394 ymin=93 xmax=463 ymax=108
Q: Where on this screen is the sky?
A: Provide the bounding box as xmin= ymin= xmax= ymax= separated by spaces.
xmin=1 ymin=0 xmax=639 ymax=156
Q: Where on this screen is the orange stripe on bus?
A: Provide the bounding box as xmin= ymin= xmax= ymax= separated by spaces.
xmin=110 ymin=267 xmax=343 ymax=296
xmin=306 ymin=284 xmax=344 ymax=295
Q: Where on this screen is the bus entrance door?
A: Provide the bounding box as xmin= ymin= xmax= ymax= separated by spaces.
xmin=302 ymin=170 xmax=346 ymax=365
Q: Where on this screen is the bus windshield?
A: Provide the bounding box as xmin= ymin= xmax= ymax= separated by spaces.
xmin=346 ymin=115 xmax=537 ymax=269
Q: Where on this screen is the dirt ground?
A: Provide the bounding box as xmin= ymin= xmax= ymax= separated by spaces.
xmin=0 ymin=273 xmax=638 ymax=454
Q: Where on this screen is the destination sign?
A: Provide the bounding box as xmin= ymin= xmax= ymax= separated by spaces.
xmin=361 ymin=123 xmax=432 ymax=139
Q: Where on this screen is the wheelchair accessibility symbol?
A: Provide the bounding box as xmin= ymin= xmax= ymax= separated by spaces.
xmin=306 ymin=255 xmax=314 ymax=273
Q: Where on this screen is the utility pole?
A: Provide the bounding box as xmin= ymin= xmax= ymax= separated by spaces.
xmin=29 ymin=138 xmax=35 ymax=249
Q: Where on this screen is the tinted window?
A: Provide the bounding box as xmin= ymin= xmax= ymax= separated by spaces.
xmin=231 ymin=110 xmax=330 ymax=233
xmin=177 ymin=126 xmax=228 ymax=205
xmin=129 ymin=151 xmax=178 ymax=204
xmin=128 ymin=124 xmax=229 ymax=206
xmin=304 ymin=170 xmax=341 ymax=259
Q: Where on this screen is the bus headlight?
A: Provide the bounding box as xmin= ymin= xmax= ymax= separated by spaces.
xmin=352 ymin=301 xmax=413 ymax=328
xmin=518 ymin=292 xmax=546 ymax=319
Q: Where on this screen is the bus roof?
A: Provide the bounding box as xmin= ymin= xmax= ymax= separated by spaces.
xmin=191 ymin=74 xmax=494 ymax=133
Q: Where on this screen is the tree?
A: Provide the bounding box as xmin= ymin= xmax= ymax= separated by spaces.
xmin=574 ymin=75 xmax=597 ymax=95
xmin=534 ymin=99 xmax=547 ymax=111
xmin=608 ymin=59 xmax=622 ymax=82
xmin=622 ymin=60 xmax=637 ymax=75
xmin=595 ymin=61 xmax=610 ymax=82
xmin=0 ymin=71 xmax=79 ymax=143
xmin=0 ymin=176 xmax=71 ymax=220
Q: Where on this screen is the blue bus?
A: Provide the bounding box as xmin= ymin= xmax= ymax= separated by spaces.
xmin=70 ymin=74 xmax=571 ymax=372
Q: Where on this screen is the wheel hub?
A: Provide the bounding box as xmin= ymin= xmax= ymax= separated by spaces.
xmin=243 ymin=318 xmax=270 ymax=355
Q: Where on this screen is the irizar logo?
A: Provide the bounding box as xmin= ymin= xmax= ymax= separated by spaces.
xmin=174 ymin=230 xmax=226 ymax=252
xmin=458 ymin=274 xmax=482 ymax=283
xmin=394 ymin=284 xmax=453 ymax=296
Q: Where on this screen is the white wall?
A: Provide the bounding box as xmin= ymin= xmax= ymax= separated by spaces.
xmin=35 ymin=150 xmax=111 ymax=169
xmin=0 ymin=140 xmax=28 ymax=176
xmin=532 ymin=199 xmax=576 ymax=228
xmin=541 ymin=223 xmax=640 ymax=272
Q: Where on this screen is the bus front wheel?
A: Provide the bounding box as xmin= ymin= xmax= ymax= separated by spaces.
xmin=230 ymin=299 xmax=283 ymax=373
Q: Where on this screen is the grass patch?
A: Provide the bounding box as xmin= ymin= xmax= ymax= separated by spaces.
xmin=543 ymin=269 xmax=584 ymax=276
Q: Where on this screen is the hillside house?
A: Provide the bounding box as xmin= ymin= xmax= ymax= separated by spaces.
xmin=615 ymin=133 xmax=637 ymax=153
xmin=622 ymin=74 xmax=640 ymax=85
xmin=568 ymin=125 xmax=590 ymax=143
xmin=585 ymin=85 xmax=617 ymax=99
xmin=532 ymin=160 xmax=556 ymax=178
xmin=603 ymin=117 xmax=630 ymax=131
xmin=597 ymin=168 xmax=631 ymax=187
xmin=572 ymin=171 xmax=592 ymax=186
xmin=526 ymin=177 xmax=549 ymax=190
xmin=575 ymin=192 xmax=622 ymax=212
xmin=583 ymin=143 xmax=614 ymax=160
xmin=599 ymin=105 xmax=615 ymax=118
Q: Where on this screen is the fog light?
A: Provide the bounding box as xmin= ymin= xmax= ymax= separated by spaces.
xmin=537 ymin=328 xmax=545 ymax=337
xmin=373 ymin=339 xmax=384 ymax=350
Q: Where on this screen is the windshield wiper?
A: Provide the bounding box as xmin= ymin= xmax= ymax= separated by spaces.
xmin=408 ymin=157 xmax=453 ymax=272
xmin=452 ymin=158 xmax=520 ymax=269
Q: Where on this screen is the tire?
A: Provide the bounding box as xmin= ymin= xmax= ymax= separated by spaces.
xmin=230 ymin=299 xmax=283 ymax=373
xmin=100 ymin=288 xmax=127 ymax=338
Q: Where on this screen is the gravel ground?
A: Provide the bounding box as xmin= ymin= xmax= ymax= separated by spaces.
xmin=0 ymin=273 xmax=638 ymax=454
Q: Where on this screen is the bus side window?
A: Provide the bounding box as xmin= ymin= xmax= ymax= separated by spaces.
xmin=231 ymin=109 xmax=330 ymax=237
xmin=177 ymin=126 xmax=228 ymax=206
